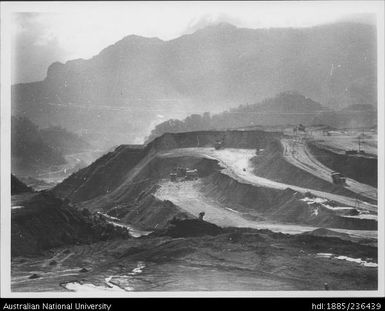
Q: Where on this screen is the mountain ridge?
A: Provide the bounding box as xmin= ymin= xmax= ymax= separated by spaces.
xmin=12 ymin=22 xmax=377 ymax=147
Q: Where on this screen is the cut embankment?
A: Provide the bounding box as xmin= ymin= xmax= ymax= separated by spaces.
xmin=120 ymin=195 xmax=194 ymax=230
xmin=52 ymin=130 xmax=280 ymax=203
xmin=148 ymin=130 xmax=281 ymax=151
xmin=72 ymin=156 xmax=220 ymax=229
xmin=53 ymin=146 xmax=147 ymax=203
xmin=73 ymin=155 xmax=221 ymax=210
xmin=71 ymin=151 xmax=376 ymax=232
xmin=201 ymin=171 xmax=377 ymax=231
xmin=251 ymin=139 xmax=375 ymax=203
xmin=307 ymin=142 xmax=377 ymax=187
xmin=50 ymin=130 xmax=376 ymax=235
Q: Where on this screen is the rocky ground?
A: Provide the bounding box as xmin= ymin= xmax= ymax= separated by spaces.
xmin=11 ymin=219 xmax=378 ymax=292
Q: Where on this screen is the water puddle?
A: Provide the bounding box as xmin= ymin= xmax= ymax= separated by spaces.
xmin=64 ymin=281 xmax=126 ymax=292
xmin=97 ymin=212 xmax=151 ymax=238
xmin=63 ymin=262 xmax=146 ymax=292
xmin=316 ymin=253 xmax=377 ymax=267
xmin=12 ymin=205 xmax=24 ymax=210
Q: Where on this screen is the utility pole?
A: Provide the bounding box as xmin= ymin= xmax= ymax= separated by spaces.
xmin=358 ymin=135 xmax=361 ymax=152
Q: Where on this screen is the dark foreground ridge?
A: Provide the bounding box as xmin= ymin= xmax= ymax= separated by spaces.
xmin=11 ymin=191 xmax=130 ymax=256
xmin=154 ymin=218 xmax=224 ymax=238
xmin=12 ymin=216 xmax=378 ymax=291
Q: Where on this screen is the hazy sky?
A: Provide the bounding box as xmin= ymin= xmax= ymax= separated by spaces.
xmin=9 ymin=1 xmax=379 ymax=84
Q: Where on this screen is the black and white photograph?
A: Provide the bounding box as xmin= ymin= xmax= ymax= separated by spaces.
xmin=1 ymin=0 xmax=384 ymax=298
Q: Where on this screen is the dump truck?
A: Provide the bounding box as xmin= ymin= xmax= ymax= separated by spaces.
xmin=298 ymin=124 xmax=306 ymax=132
xmin=170 ymin=173 xmax=177 ymax=182
xmin=331 ymin=172 xmax=346 ymax=185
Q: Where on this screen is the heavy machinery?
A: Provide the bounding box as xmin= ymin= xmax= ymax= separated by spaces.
xmin=171 ymin=167 xmax=199 ymax=181
xmin=298 ymin=124 xmax=306 ymax=132
xmin=185 ymin=169 xmax=199 ymax=180
xmin=214 ymin=139 xmax=224 ymax=150
xmin=331 ymin=172 xmax=346 ymax=185
xmin=169 ymin=173 xmax=177 ymax=182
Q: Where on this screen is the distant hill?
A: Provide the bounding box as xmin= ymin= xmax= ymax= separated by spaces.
xmin=313 ymin=104 xmax=376 ymax=128
xmin=12 ymin=22 xmax=377 ymax=147
xmin=146 ymin=92 xmax=376 ymax=142
xmin=11 ymin=116 xmax=93 ymax=177
xmin=40 ymin=126 xmax=91 ymax=155
xmin=12 ymin=116 xmax=66 ymax=176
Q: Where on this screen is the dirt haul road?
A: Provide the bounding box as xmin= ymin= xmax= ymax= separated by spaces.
xmin=158 ymin=148 xmax=377 ymax=213
xmin=281 ymin=138 xmax=377 ymax=202
xmin=154 ymin=180 xmax=377 ymax=240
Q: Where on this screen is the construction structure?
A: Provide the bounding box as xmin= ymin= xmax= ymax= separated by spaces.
xmin=331 ymin=172 xmax=346 ymax=185
xmin=170 ymin=167 xmax=199 ymax=181
xmin=185 ymin=169 xmax=199 ymax=180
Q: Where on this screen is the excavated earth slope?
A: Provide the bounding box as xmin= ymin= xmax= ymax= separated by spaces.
xmin=307 ymin=142 xmax=377 ymax=187
xmin=50 ymin=130 xmax=376 ymax=233
xmin=12 ymin=130 xmax=378 ymax=291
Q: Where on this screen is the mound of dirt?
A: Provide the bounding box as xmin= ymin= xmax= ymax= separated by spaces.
xmin=158 ymin=218 xmax=224 ymax=238
xmin=53 ymin=146 xmax=146 ymax=203
xmin=64 ymin=155 xmax=222 ymax=222
xmin=121 ymin=195 xmax=194 ymax=230
xmin=201 ymin=172 xmax=377 ymax=231
xmin=11 ymin=192 xmax=129 ymax=256
xmin=304 ymin=228 xmax=351 ymax=239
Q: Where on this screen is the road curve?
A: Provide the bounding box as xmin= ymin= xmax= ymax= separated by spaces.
xmin=158 ymin=147 xmax=377 ymax=213
xmin=281 ymin=138 xmax=377 ymax=202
